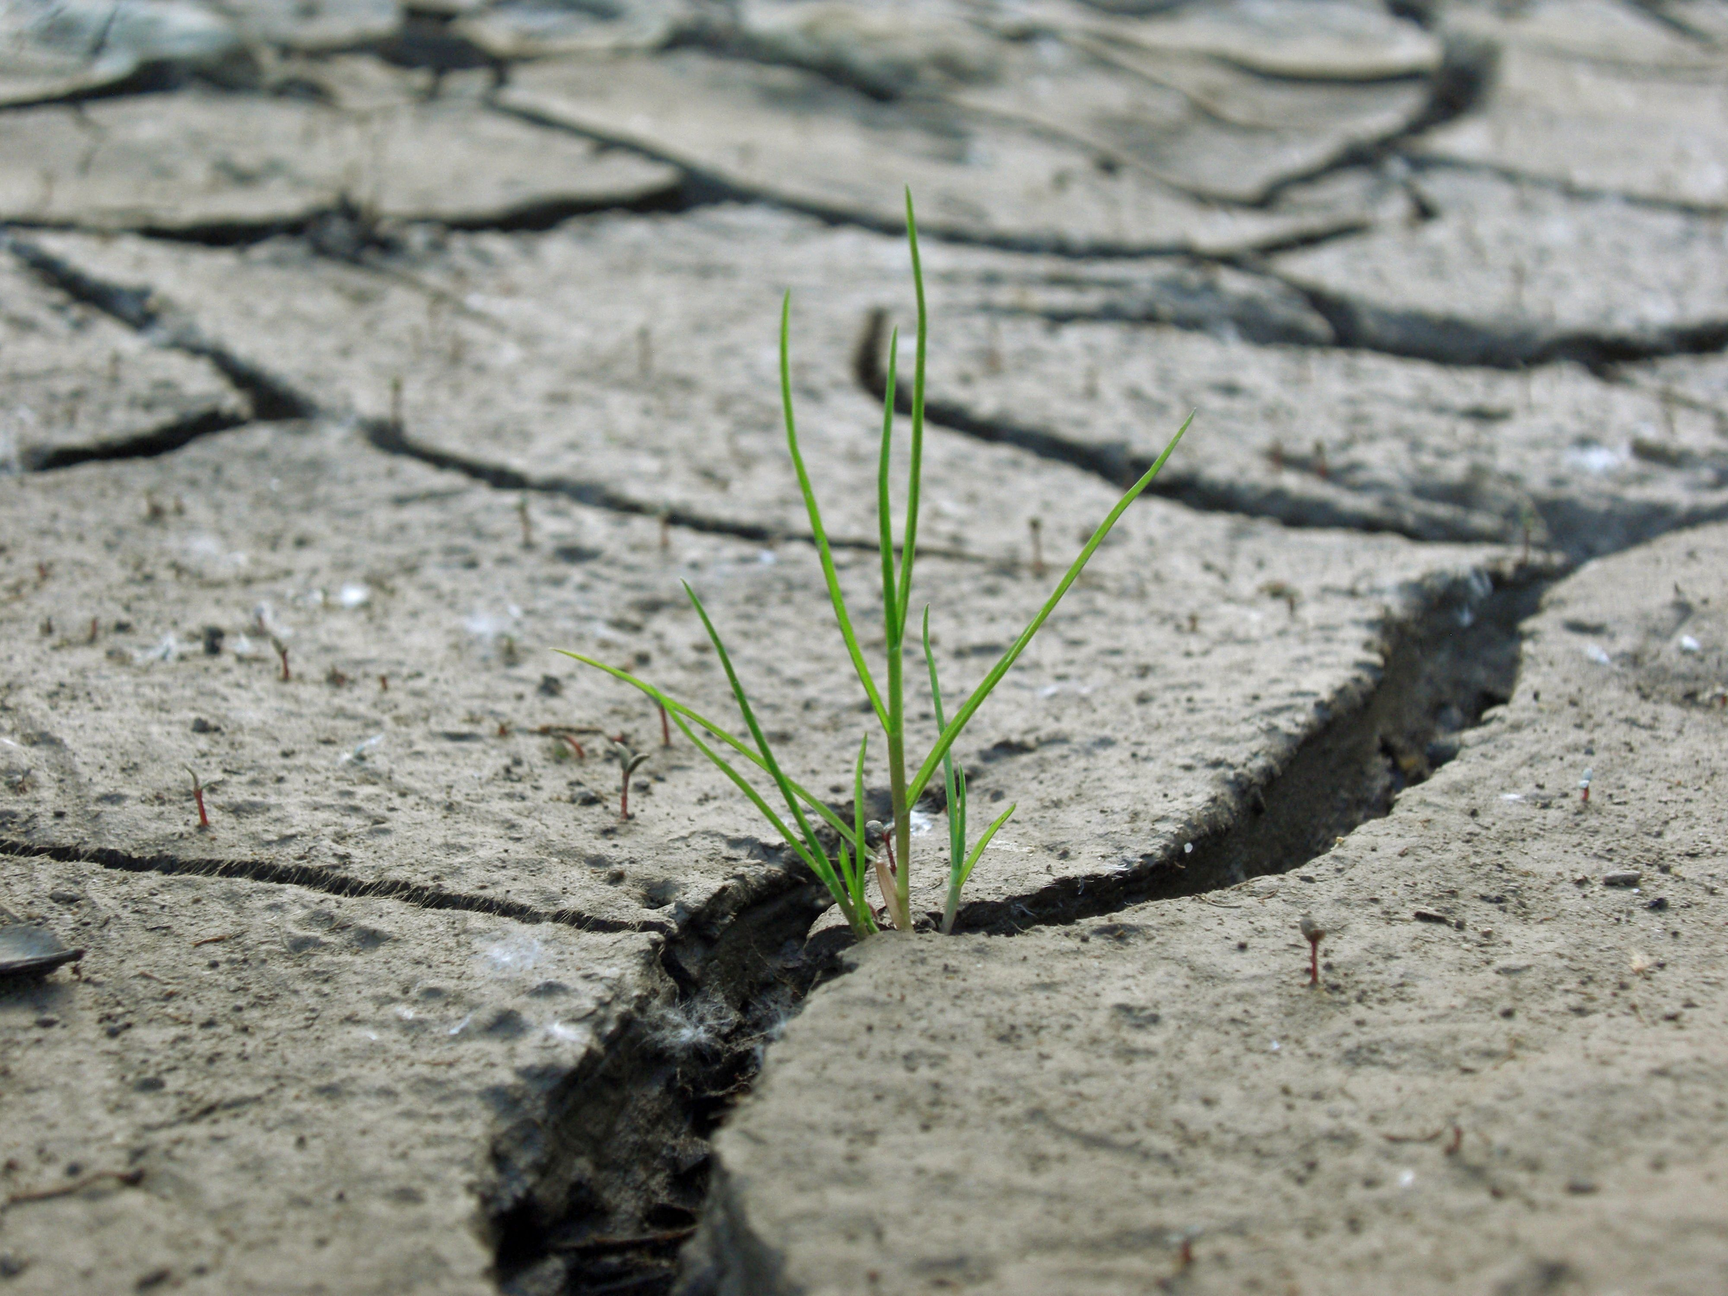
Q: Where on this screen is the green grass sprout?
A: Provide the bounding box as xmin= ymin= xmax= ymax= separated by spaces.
xmin=559 ymin=188 xmax=1192 ymax=938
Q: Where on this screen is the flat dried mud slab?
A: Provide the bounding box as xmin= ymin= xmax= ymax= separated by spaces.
xmin=906 ymin=306 xmax=1728 ymax=555
xmin=1417 ymin=0 xmax=1728 ymax=210
xmin=0 ymin=849 xmax=658 ymax=1295
xmin=0 ymin=0 xmax=250 ymax=108
xmin=1271 ymin=168 xmax=1728 ymax=365
xmin=690 ymin=519 xmax=1728 ymax=1295
xmin=21 ymin=209 xmax=1291 ymax=555
xmin=0 ymin=418 xmax=1513 ymax=930
xmin=953 ymin=0 xmax=1436 ymax=204
xmin=497 ymin=51 xmax=1368 ymax=256
xmin=0 ymin=86 xmax=677 ymax=232
xmin=0 ymin=256 xmax=248 ymax=470
xmin=453 ymin=0 xmax=685 ymax=59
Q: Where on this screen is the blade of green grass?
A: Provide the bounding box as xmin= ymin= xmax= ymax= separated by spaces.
xmin=894 ymin=188 xmax=928 ymax=641
xmin=850 ymin=733 xmax=872 ymax=924
xmin=907 ymin=410 xmax=1196 ymax=807
xmin=551 ymin=648 xmax=861 ymax=851
xmin=682 ymin=580 xmax=829 ymax=868
xmin=878 ymin=327 xmax=902 ymax=638
xmin=922 ymin=607 xmax=964 ymax=890
xmin=670 ymin=710 xmax=869 ymax=936
xmin=779 ymin=293 xmax=888 ymax=729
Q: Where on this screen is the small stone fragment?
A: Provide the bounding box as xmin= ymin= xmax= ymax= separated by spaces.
xmin=1603 ymin=871 xmax=1643 ymax=888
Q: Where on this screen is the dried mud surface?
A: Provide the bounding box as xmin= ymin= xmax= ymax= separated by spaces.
xmin=1 ymin=1 xmax=1725 ymax=1293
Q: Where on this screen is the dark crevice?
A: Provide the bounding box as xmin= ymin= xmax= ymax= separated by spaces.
xmin=1245 ymin=31 xmax=1499 ymax=208
xmin=944 ymin=563 xmax=1549 ymax=934
xmin=363 ymin=415 xmax=779 ymax=544
xmin=490 ymin=99 xmax=1367 ymax=261
xmin=853 ymin=306 xmax=1500 ymax=545
xmin=3 ymin=169 xmax=706 ymax=251
xmin=0 ymin=838 xmax=665 ymax=934
xmin=492 ymin=558 xmax=1560 ymax=1295
xmin=5 ymin=232 xmax=312 ymax=420
xmin=1620 ymin=0 xmax=1718 ymax=43
xmin=20 ymin=407 xmax=252 ymax=472
xmin=0 ymin=64 xmax=259 ymax=115
xmin=1281 ymin=276 xmax=1728 ymax=372
xmin=362 ymin=416 xmax=972 ymax=561
xmin=486 ymin=868 xmax=839 ymax=1296
xmin=1401 ymin=152 xmax=1728 ymax=220
xmin=3 ymin=230 xmax=959 ymax=558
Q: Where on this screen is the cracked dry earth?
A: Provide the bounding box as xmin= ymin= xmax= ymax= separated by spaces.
xmin=1 ymin=2 xmax=1726 ymax=1294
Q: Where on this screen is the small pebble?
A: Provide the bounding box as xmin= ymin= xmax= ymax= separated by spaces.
xmin=1604 ymin=871 xmax=1642 ymax=888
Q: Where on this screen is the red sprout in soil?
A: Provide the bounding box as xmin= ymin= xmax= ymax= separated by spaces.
xmin=659 ymin=702 xmax=671 ymax=748
xmin=559 ymin=734 xmax=586 ymax=760
xmin=1299 ymin=915 xmax=1325 ymax=986
xmin=379 ymin=674 xmax=388 ymax=691
xmin=187 ymin=767 xmax=209 ymax=830
xmin=270 ymin=636 xmax=290 ymax=682
xmin=1580 ymin=767 xmax=1593 ymax=805
xmin=619 ymin=751 xmax=650 ymax=820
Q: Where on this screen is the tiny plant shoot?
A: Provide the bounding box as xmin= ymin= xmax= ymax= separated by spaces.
xmin=559 ymin=189 xmax=1192 ymax=939
xmin=187 ymin=767 xmax=209 ymax=831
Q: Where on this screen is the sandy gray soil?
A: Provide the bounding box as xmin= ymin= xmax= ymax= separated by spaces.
xmin=1 ymin=0 xmax=1725 ymax=1293
xmin=693 ymin=520 xmax=1728 ymax=1295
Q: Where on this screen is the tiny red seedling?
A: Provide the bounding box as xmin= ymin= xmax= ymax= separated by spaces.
xmin=187 ymin=767 xmax=210 ymax=830
xmin=270 ymin=636 xmax=290 ymax=682
xmin=1299 ymin=915 xmax=1325 ymax=987
xmin=1579 ymin=767 xmax=1592 ymax=805
xmin=659 ymin=702 xmax=671 ymax=748
xmin=619 ymin=750 xmax=650 ymax=820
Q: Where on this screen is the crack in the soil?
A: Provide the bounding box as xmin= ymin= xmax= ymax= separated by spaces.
xmin=483 ymin=555 xmax=1557 ymax=1295
xmin=1245 ymin=30 xmax=1499 ymax=209
xmin=1 ymin=173 xmax=710 ymax=249
xmin=487 ymin=867 xmax=836 ymax=1296
xmin=19 ymin=407 xmax=253 ymax=472
xmin=948 ymin=563 xmax=1548 ymax=934
xmin=0 ymin=838 xmax=666 ymax=934
xmin=1402 ymin=152 xmax=1728 ymax=220
xmin=5 ymin=231 xmax=313 ymax=422
xmin=490 ymin=97 xmax=1377 ymax=261
xmin=1276 ymin=274 xmax=1728 ymax=372
xmin=3 ymin=230 xmax=978 ymax=559
xmin=851 ymin=306 xmax=1512 ymax=546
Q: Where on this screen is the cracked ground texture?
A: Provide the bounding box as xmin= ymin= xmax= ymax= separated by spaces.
xmin=0 ymin=1 xmax=1724 ymax=1293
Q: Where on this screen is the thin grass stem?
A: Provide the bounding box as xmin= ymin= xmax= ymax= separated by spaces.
xmin=779 ymin=294 xmax=888 ymax=729
xmin=907 ymin=410 xmax=1195 ymax=808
